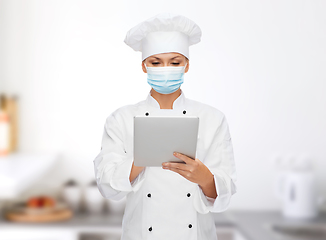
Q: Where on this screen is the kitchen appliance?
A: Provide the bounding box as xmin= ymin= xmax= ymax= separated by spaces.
xmin=274 ymin=155 xmax=325 ymax=219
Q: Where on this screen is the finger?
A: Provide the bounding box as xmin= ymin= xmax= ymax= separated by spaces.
xmin=164 ymin=162 xmax=191 ymax=171
xmin=173 ymin=152 xmax=196 ymax=164
xmin=166 ymin=166 xmax=190 ymax=178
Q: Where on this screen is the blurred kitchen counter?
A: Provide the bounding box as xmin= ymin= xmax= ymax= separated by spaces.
xmin=0 ymin=211 xmax=124 ymax=232
xmin=217 ymin=210 xmax=326 ymax=240
xmin=0 ymin=210 xmax=326 ymax=240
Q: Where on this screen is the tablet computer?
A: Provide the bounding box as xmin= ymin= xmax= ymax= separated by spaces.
xmin=133 ymin=115 xmax=199 ymax=167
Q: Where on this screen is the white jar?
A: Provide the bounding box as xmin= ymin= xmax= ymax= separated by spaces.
xmin=62 ymin=185 xmax=81 ymax=212
xmin=84 ymin=185 xmax=105 ymax=214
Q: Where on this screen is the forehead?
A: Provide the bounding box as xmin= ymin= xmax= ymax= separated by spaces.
xmin=147 ymin=52 xmax=185 ymax=60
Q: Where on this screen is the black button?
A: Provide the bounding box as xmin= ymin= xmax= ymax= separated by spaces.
xmin=187 ymin=193 xmax=191 ymax=197
xmin=188 ymin=224 xmax=192 ymax=228
xmin=145 ymin=112 xmax=149 ymax=116
xmin=183 ymin=110 xmax=186 ymax=114
xmin=147 ymin=193 xmax=151 ymax=197
xmin=149 ymin=226 xmax=152 ymax=231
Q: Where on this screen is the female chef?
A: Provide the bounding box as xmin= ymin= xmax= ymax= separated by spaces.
xmin=93 ymin=12 xmax=237 ymax=240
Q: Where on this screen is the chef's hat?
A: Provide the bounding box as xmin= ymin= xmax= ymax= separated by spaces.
xmin=124 ymin=12 xmax=202 ymax=61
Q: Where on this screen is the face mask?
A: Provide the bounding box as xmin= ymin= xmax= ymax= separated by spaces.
xmin=145 ymin=62 xmax=187 ymax=94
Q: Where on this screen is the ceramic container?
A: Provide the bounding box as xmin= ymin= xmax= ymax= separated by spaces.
xmin=62 ymin=180 xmax=81 ymax=212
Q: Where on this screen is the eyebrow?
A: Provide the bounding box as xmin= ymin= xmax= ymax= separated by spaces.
xmin=149 ymin=56 xmax=182 ymax=60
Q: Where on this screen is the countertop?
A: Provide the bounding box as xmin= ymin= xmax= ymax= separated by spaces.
xmin=1 ymin=210 xmax=325 ymax=240
xmin=217 ymin=210 xmax=326 ymax=240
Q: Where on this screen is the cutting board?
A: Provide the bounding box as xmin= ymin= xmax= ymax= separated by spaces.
xmin=5 ymin=203 xmax=73 ymax=223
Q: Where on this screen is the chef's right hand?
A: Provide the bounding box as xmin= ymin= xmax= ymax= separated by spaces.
xmin=132 ymin=161 xmax=145 ymax=170
xmin=129 ymin=162 xmax=145 ymax=183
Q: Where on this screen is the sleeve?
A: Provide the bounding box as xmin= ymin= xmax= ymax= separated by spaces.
xmin=93 ymin=113 xmax=146 ymax=201
xmin=193 ymin=113 xmax=237 ymax=213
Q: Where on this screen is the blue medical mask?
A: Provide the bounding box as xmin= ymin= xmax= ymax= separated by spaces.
xmin=145 ymin=62 xmax=187 ymax=94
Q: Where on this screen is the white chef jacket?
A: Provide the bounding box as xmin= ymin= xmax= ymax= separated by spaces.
xmin=93 ymin=89 xmax=237 ymax=240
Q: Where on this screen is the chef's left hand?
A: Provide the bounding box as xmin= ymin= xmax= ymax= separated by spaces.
xmin=162 ymin=152 xmax=213 ymax=187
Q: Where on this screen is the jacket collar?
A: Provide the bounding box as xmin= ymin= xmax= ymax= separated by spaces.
xmin=146 ymin=89 xmax=186 ymax=110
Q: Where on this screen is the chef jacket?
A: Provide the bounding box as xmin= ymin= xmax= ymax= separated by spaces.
xmin=93 ymin=89 xmax=237 ymax=240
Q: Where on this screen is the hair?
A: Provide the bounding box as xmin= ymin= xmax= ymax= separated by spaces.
xmin=142 ymin=54 xmax=189 ymax=63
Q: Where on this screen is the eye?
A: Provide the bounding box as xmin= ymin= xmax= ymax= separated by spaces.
xmin=172 ymin=63 xmax=180 ymax=65
xmin=152 ymin=62 xmax=160 ymax=65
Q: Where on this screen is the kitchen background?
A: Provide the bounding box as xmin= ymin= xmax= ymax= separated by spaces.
xmin=0 ymin=0 xmax=326 ymax=240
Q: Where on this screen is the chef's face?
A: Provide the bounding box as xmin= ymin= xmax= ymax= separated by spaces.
xmin=142 ymin=52 xmax=189 ymax=73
